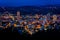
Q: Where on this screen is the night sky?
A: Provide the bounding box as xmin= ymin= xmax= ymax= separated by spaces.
xmin=0 ymin=0 xmax=60 ymax=7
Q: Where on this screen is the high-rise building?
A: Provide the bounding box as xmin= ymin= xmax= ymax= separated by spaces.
xmin=17 ymin=11 xmax=20 ymax=16
xmin=53 ymin=15 xmax=57 ymax=23
xmin=16 ymin=11 xmax=20 ymax=21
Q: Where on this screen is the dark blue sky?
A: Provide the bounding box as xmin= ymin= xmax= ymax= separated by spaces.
xmin=0 ymin=0 xmax=60 ymax=7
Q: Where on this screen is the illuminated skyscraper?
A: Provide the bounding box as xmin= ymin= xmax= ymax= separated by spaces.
xmin=17 ymin=11 xmax=20 ymax=21
xmin=53 ymin=15 xmax=57 ymax=23
xmin=17 ymin=11 xmax=20 ymax=16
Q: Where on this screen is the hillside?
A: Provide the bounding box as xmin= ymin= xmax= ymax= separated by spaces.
xmin=0 ymin=5 xmax=60 ymax=15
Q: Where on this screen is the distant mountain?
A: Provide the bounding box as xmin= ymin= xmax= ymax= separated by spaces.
xmin=0 ymin=4 xmax=60 ymax=15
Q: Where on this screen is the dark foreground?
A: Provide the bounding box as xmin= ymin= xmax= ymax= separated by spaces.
xmin=0 ymin=30 xmax=60 ymax=40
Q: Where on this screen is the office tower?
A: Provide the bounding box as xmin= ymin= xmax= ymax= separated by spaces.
xmin=17 ymin=11 xmax=20 ymax=21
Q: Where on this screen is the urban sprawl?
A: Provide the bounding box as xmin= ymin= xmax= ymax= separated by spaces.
xmin=0 ymin=11 xmax=60 ymax=35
